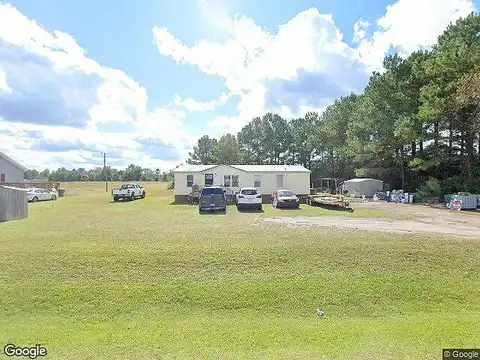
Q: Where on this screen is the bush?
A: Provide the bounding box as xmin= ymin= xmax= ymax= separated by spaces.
xmin=441 ymin=176 xmax=480 ymax=195
xmin=415 ymin=177 xmax=442 ymax=203
xmin=167 ymin=180 xmax=174 ymax=190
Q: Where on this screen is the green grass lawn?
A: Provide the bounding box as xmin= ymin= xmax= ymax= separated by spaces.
xmin=1 ymin=182 xmax=479 ymax=359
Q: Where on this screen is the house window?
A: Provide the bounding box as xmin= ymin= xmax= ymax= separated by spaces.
xmin=276 ymin=174 xmax=284 ymax=188
xmin=232 ymin=175 xmax=239 ymax=187
xmin=224 ymin=175 xmax=231 ymax=187
xmin=254 ymin=175 xmax=261 ymax=188
xmin=205 ymin=173 xmax=213 ymax=186
xmin=186 ymin=174 xmax=194 ymax=187
xmin=0 ymin=173 xmax=5 ymax=183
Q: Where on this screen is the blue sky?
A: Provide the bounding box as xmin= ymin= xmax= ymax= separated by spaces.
xmin=0 ymin=0 xmax=478 ymax=170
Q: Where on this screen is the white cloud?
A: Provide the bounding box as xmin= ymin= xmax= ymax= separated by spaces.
xmin=1 ymin=0 xmax=476 ymax=170
xmin=0 ymin=3 xmax=191 ymax=171
xmin=0 ymin=3 xmax=148 ymax=127
xmin=0 ymin=111 xmax=191 ymax=171
xmin=0 ymin=69 xmax=11 ymax=93
xmin=153 ymin=8 xmax=364 ymax=135
xmin=353 ymin=19 xmax=370 ymax=43
xmin=356 ymin=0 xmax=475 ymax=71
xmin=154 ymin=0 xmax=476 ymax=136
xmin=173 ymin=92 xmax=230 ymax=112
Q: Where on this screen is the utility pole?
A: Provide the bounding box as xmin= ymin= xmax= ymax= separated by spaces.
xmin=103 ymin=152 xmax=108 ymax=192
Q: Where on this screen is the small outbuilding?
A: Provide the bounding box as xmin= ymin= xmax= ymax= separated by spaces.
xmin=342 ymin=178 xmax=383 ymax=198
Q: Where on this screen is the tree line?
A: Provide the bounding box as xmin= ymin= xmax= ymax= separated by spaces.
xmin=24 ymin=165 xmax=173 ymax=183
xmin=187 ymin=13 xmax=480 ymax=199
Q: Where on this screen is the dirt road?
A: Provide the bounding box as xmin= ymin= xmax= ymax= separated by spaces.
xmin=263 ymin=202 xmax=480 ymax=237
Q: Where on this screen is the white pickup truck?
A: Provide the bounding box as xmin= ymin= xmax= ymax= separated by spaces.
xmin=112 ymin=183 xmax=145 ymax=201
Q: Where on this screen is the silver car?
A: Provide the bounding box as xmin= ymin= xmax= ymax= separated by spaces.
xmin=27 ymin=188 xmax=57 ymax=202
xmin=272 ymin=189 xmax=300 ymax=209
xmin=199 ymin=186 xmax=227 ymax=213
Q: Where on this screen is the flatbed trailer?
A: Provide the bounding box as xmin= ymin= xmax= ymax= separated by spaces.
xmin=306 ymin=194 xmax=351 ymax=209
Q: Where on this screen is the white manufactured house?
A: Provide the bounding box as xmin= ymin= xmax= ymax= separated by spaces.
xmin=173 ymin=164 xmax=311 ymax=203
xmin=0 ymin=151 xmax=26 ymax=184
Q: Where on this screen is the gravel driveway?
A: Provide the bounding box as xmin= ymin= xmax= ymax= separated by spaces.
xmin=263 ymin=202 xmax=480 ymax=237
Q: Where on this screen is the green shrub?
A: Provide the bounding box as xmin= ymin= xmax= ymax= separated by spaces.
xmin=441 ymin=176 xmax=480 ymax=195
xmin=167 ymin=180 xmax=174 ymax=190
xmin=415 ymin=177 xmax=441 ymax=203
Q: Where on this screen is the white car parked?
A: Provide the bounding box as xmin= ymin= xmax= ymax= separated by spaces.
xmin=27 ymin=188 xmax=57 ymax=202
xmin=236 ymin=187 xmax=263 ymax=210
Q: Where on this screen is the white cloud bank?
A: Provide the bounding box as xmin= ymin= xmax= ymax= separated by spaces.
xmin=0 ymin=2 xmax=196 ymax=171
xmin=356 ymin=0 xmax=475 ymax=71
xmin=174 ymin=92 xmax=230 ymax=112
xmin=0 ymin=0 xmax=476 ymax=170
xmin=153 ymin=0 xmax=475 ymax=134
xmin=0 ymin=69 xmax=12 ymax=93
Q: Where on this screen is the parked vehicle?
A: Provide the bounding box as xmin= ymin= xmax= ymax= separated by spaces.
xmin=199 ymin=186 xmax=227 ymax=213
xmin=112 ymin=183 xmax=145 ymax=201
xmin=236 ymin=187 xmax=263 ymax=210
xmin=272 ymin=189 xmax=300 ymax=209
xmin=27 ymin=188 xmax=57 ymax=202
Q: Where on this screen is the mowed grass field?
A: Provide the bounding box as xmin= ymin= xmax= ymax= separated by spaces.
xmin=1 ymin=182 xmax=479 ymax=359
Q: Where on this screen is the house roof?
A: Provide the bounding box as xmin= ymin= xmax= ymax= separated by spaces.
xmin=344 ymin=178 xmax=382 ymax=183
xmin=231 ymin=165 xmax=310 ymax=173
xmin=173 ymin=164 xmax=219 ymax=172
xmin=0 ymin=185 xmax=29 ymax=191
xmin=0 ymin=151 xmax=27 ymax=171
xmin=173 ymin=164 xmax=311 ymax=173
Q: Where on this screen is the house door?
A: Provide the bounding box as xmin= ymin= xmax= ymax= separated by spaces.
xmin=0 ymin=173 xmax=5 ymax=183
xmin=205 ymin=173 xmax=213 ymax=186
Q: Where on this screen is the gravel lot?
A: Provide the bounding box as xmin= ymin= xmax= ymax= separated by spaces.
xmin=263 ymin=201 xmax=480 ymax=237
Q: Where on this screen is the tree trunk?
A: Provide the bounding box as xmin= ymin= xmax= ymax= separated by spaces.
xmin=466 ymin=131 xmax=474 ymax=179
xmin=330 ymin=149 xmax=335 ymax=177
xmin=460 ymin=132 xmax=465 ymax=157
xmin=411 ymin=141 xmax=416 ymax=157
xmin=448 ymin=119 xmax=453 ymax=156
xmin=434 ymin=122 xmax=439 ymax=148
xmin=400 ymin=146 xmax=405 ymax=189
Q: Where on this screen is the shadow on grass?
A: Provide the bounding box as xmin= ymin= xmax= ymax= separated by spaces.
xmin=109 ymin=199 xmax=136 ymax=204
xmin=236 ymin=208 xmax=265 ymax=214
xmin=199 ymin=210 xmax=227 ymax=215
xmin=169 ymin=201 xmax=197 ymax=206
xmin=309 ymin=204 xmax=355 ymax=213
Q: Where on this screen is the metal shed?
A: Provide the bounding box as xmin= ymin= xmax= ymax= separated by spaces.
xmin=343 ymin=178 xmax=383 ymax=198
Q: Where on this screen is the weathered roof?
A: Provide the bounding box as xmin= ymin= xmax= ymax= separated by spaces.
xmin=0 ymin=151 xmax=27 ymax=171
xmin=173 ymin=164 xmax=310 ymax=173
xmin=344 ymin=178 xmax=382 ymax=183
xmin=231 ymin=165 xmax=310 ymax=173
xmin=0 ymin=185 xmax=29 ymax=191
xmin=173 ymin=164 xmax=219 ymax=172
